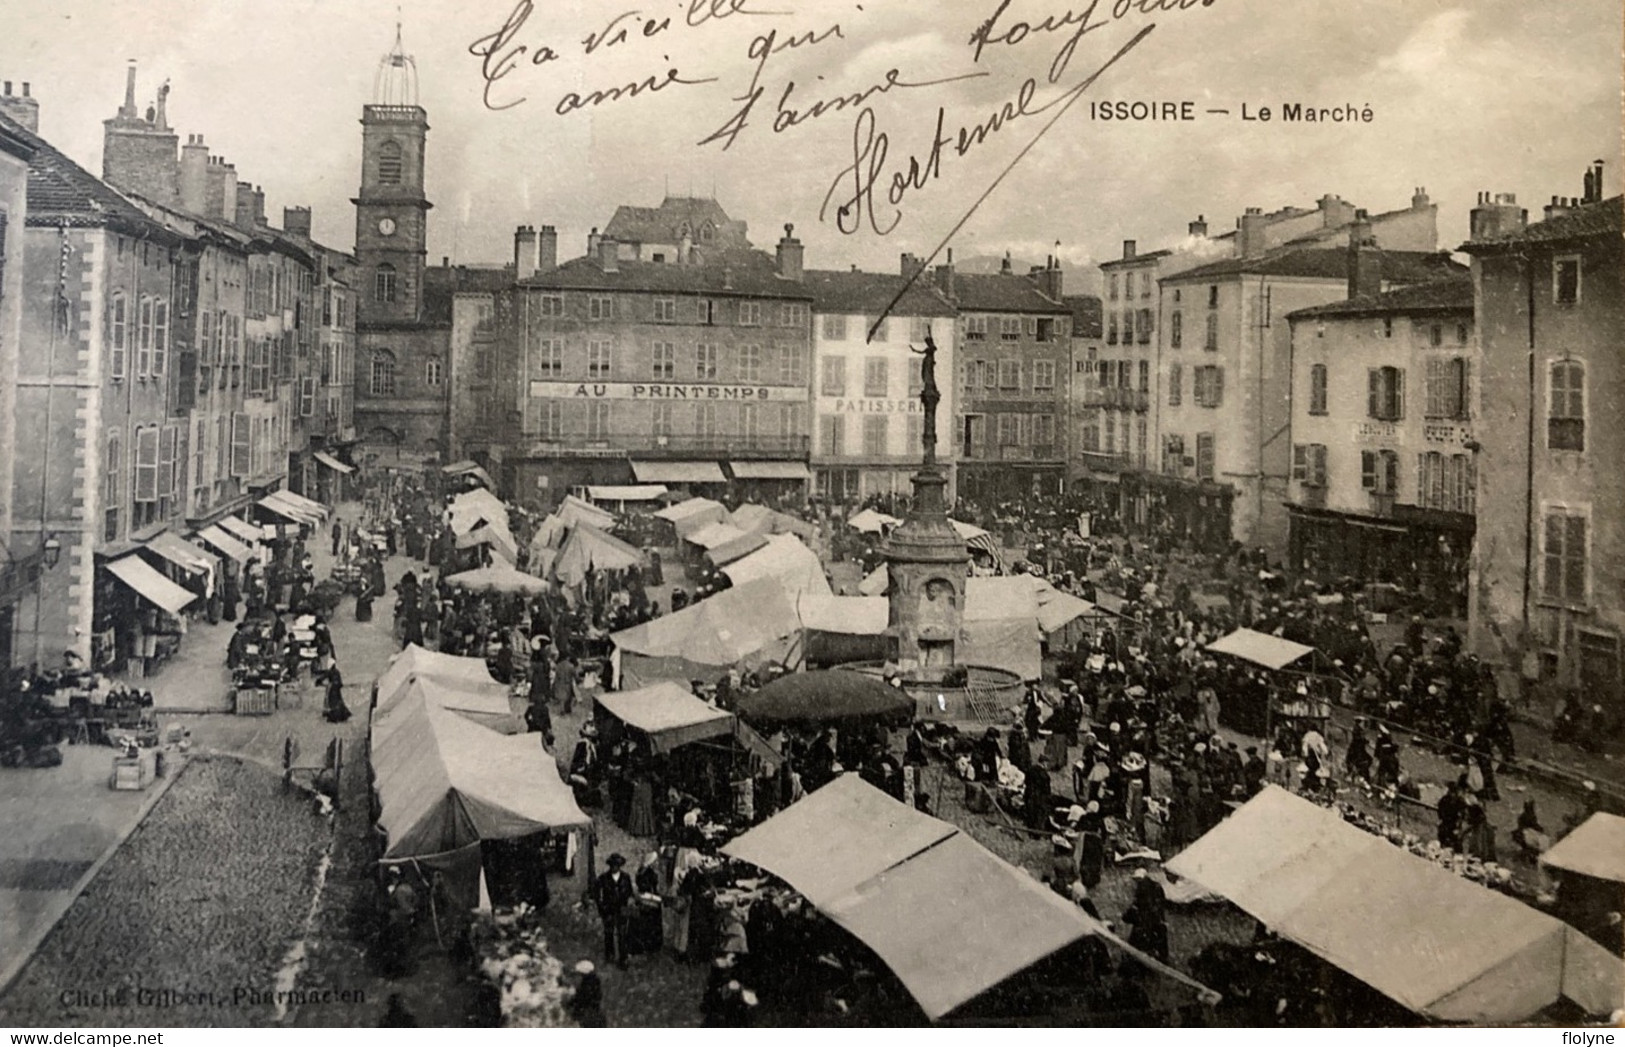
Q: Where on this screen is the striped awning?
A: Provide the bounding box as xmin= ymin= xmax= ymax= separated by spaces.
xmin=106 ymin=555 xmax=196 ymax=616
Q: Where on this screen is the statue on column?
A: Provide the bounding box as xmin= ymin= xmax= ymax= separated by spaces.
xmin=912 ymin=333 xmax=940 ymax=465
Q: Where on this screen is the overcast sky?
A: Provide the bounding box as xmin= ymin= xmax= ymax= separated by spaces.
xmin=3 ymin=0 xmax=1617 ymax=281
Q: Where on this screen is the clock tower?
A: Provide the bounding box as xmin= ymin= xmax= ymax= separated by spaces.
xmin=355 ymin=24 xmax=430 ymax=326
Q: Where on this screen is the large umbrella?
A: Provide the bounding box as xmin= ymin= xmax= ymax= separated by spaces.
xmin=445 ymin=564 xmax=550 ymax=595
xmin=736 ymin=670 xmax=913 ymax=728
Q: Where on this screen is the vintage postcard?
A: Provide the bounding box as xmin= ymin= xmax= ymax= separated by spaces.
xmin=0 ymin=0 xmax=1619 ymax=1032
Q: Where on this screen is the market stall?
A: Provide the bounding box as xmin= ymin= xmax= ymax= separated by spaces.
xmin=442 ymin=460 xmax=496 ymax=490
xmin=735 ymin=670 xmax=913 ymax=730
xmin=550 ymin=523 xmax=645 ymax=589
xmin=1205 ymin=628 xmax=1331 ymax=738
xmin=962 ymin=577 xmax=1043 ymax=683
xmin=372 ymin=676 xmax=518 ymax=741
xmin=446 ymin=564 xmax=551 ymax=597
xmin=456 ymin=518 xmax=520 ymax=565
xmin=1166 ymin=786 xmax=1623 ymax=1023
xmin=720 ymin=534 xmax=832 ymax=600
xmin=610 ymin=578 xmax=803 ymax=690
xmin=846 ymin=509 xmax=900 ymax=534
xmin=730 ymin=503 xmax=817 ymax=543
xmin=1539 ymin=812 xmax=1625 ymax=951
xmin=376 ymin=643 xmax=502 ymax=704
xmin=796 ymin=594 xmax=889 ymax=668
xmin=652 ymin=497 xmax=730 ymax=542
xmin=583 ymin=484 xmax=668 ymax=510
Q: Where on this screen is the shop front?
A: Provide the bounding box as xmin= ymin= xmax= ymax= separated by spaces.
xmin=1287 ymin=504 xmax=1472 ymax=618
xmin=1120 ymin=472 xmax=1234 ymax=552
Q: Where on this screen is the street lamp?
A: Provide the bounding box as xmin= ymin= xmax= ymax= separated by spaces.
xmin=42 ymin=534 xmax=60 ymax=569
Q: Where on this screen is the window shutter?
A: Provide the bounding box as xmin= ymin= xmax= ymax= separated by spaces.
xmin=1313 ymin=445 xmax=1327 ymax=487
xmin=1394 ymin=369 xmax=1405 ymax=419
xmin=231 ymin=412 xmax=251 ymax=478
xmin=158 ymin=426 xmax=177 ymax=498
xmin=1212 ymin=367 xmax=1224 ymax=405
xmin=1368 ymin=369 xmax=1381 ymax=418
xmin=1564 ymin=516 xmax=1587 ymax=601
xmin=152 ymin=301 xmax=169 ymax=376
xmin=1459 ymin=359 xmax=1472 ymax=420
xmin=135 ymin=427 xmax=159 ymax=502
xmin=1360 ymin=450 xmax=1376 ymax=490
xmin=300 ymin=377 xmax=316 ymax=417
xmin=1292 ymin=445 xmax=1307 ymax=481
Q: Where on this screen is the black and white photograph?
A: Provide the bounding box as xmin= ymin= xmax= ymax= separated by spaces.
xmin=0 ymin=0 xmax=1620 ymax=1031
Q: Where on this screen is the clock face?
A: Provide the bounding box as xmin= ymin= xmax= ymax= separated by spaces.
xmin=377 ymin=217 xmax=397 ymax=236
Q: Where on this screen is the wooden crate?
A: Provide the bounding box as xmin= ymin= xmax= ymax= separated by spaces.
xmin=234 ymin=687 xmax=276 ymax=716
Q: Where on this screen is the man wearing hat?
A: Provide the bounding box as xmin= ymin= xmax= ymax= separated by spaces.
xmin=594 ymin=853 xmax=636 ymax=968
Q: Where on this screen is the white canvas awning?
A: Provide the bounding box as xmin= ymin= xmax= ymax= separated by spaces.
xmin=218 ymin=515 xmax=263 ymax=545
xmin=197 ymin=525 xmax=254 ymax=563
xmin=631 ymin=460 xmax=725 ymax=484
xmin=144 ymin=531 xmax=217 ymax=575
xmin=586 ymin=484 xmax=667 ymax=502
xmin=1207 ymin=628 xmax=1315 ymax=670
xmin=313 ymin=450 xmax=353 ymax=475
xmin=728 ymin=461 xmax=811 ymax=481
xmin=106 ymin=555 xmax=196 ymax=616
xmin=594 ymin=682 xmax=735 ymax=753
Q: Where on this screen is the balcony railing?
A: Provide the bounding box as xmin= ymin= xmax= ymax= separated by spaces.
xmin=523 ymin=431 xmax=810 ymax=458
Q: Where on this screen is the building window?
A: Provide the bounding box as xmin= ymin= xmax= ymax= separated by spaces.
xmin=1109 ymin=274 xmax=1119 ymax=301
xmin=822 ymin=314 xmax=848 ymax=341
xmin=696 ymin=344 xmax=718 ymax=380
xmin=370 ymin=350 xmax=396 ymax=396
xmin=586 ymin=401 xmax=611 ymax=440
xmin=1168 ymin=362 xmax=1182 ymax=405
xmin=1032 ymin=360 xmax=1056 ymax=391
xmin=536 ymin=338 xmax=562 ymax=378
xmin=1456 ymin=323 xmax=1469 ymax=344
xmin=739 ymin=301 xmax=762 ymax=326
xmin=374 ymin=265 xmax=397 ymax=303
xmin=996 ymin=412 xmax=1022 ymax=448
xmin=1137 ymin=309 xmax=1153 ymax=343
xmin=868 ymin=316 xmax=890 ymax=342
xmin=135 ymin=297 xmax=153 ymax=377
xmin=693 ymin=402 xmax=719 ymax=440
xmin=110 ymin=293 xmax=128 ymax=379
xmin=653 ymin=297 xmax=677 ymax=322
xmin=999 ymin=317 xmax=1022 ymax=342
xmin=780 ymin=403 xmax=803 ymax=438
xmin=906 ymin=357 xmax=924 ymax=397
xmin=151 ymin=300 xmax=169 ymax=377
xmin=1137 ymin=360 xmax=1150 ymax=394
xmin=377 ymin=141 xmax=403 ymax=184
xmin=862 ymin=415 xmax=888 ymax=456
xmin=1207 ymin=285 xmax=1219 ymax=309
xmin=425 ymin=356 xmax=443 ymax=387
xmin=1367 ymin=366 xmax=1405 ymax=421
xmin=1425 ymin=356 xmax=1469 ymax=420
xmin=864 ymin=357 xmax=888 ymax=397
xmin=1169 ymin=310 xmax=1182 ymax=349
xmin=1548 ymin=359 xmax=1585 ymax=451
xmin=821 ymin=356 xmax=846 ymax=396
xmin=965 ymin=315 xmax=988 ymax=341
xmin=820 ymin=415 xmax=844 ymax=456
xmin=1383 ymin=317 xmax=1394 ymax=339
xmin=982 ymin=359 xmax=998 ymax=390
xmin=1204 ymin=312 xmax=1218 ymax=352
xmin=651 ymin=342 xmax=676 ymax=379
xmin=994 ymin=360 xmax=1018 ymax=391
xmin=651 ymin=402 xmax=674 ymax=437
xmin=1543 ymin=509 xmax=1588 ymax=604
xmin=1034 ymin=413 xmax=1056 ymax=449
xmin=588 ymin=341 xmax=613 ymax=379
xmin=779 ymin=346 xmax=805 ymax=386
xmin=1360 ymin=449 xmax=1400 ymax=494
xmin=1103 ymin=414 xmax=1116 ymax=454
xmin=1193 ymin=365 xmax=1224 ymax=408
xmin=534 ymin=399 xmax=563 ymax=439
xmin=1195 ymin=432 xmax=1215 ymax=481
xmin=589 ymin=296 xmax=613 ymax=321
xmin=1309 ymin=363 xmax=1328 ymax=415
xmin=739 ymin=344 xmax=763 ymax=383
xmin=780 ymin=302 xmax=806 ymax=328
xmin=133 ymin=425 xmax=159 ymax=504
xmin=1107 ymin=314 xmax=1119 ymax=345
xmin=1135 ymin=417 xmax=1147 ymax=464
xmin=738 ymin=402 xmax=759 ymax=441
xmin=910 ymin=317 xmax=932 ymax=342
xmin=1081 ymin=409 xmax=1101 ymax=452
xmin=1162 ymin=433 xmax=1184 ymax=473
xmin=1122 ymin=310 xmax=1134 ymax=345
xmin=1292 ymin=443 xmax=1328 ymax=486
xmin=104 ymin=429 xmax=122 ymax=541
xmin=539 ymin=295 xmax=564 ymax=317
xmin=1554 ymin=256 xmax=1580 ymax=305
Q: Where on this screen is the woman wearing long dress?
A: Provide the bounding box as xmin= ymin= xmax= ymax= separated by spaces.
xmin=627 ymin=775 xmax=657 ymax=837
xmin=323 ymin=669 xmax=352 ymax=723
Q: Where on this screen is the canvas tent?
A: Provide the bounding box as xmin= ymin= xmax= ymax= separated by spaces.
xmin=797 ymin=594 xmax=889 ymax=667
xmin=371 ymin=697 xmax=589 ymax=860
xmin=455 ymin=518 xmax=519 ymax=564
xmin=442 ymin=460 xmax=495 ymax=489
xmin=1540 ymin=813 xmax=1625 ymax=883
xmin=585 ymin=484 xmax=667 ymax=506
xmin=376 ymin=644 xmax=500 ymax=704
xmin=531 ymin=496 xmax=617 ymax=553
xmin=1207 ymin=628 xmax=1315 ymax=670
xmin=551 ymin=522 xmax=645 ymax=588
xmin=594 ymin=682 xmax=735 ymax=753
xmin=729 ymin=503 xmax=816 ymax=542
xmin=653 ymin=497 xmax=730 ymax=538
xmin=611 ymin=578 xmax=803 ymax=690
xmin=720 ymin=534 xmax=832 ymax=600
xmin=1166 ymin=786 xmax=1623 ymax=1023
xmin=446 ymin=563 xmax=551 ymax=596
xmin=447 ymin=488 xmax=510 ymax=536
xmin=724 ymin=775 xmax=1206 ymax=1021
xmin=372 ymin=676 xmax=518 ymax=743
xmin=704 ymin=530 xmax=770 ymax=567
xmin=685 ymin=521 xmax=753 ymax=552
xmin=847 ymin=509 xmax=900 ymax=534
xmin=857 ymin=563 xmax=889 ymax=596
xmin=962 ymin=576 xmax=1043 ymax=682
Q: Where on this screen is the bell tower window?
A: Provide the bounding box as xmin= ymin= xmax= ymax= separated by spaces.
xmin=377 ymin=141 xmax=403 ymax=185
xmin=374 ymin=265 xmax=397 ymax=303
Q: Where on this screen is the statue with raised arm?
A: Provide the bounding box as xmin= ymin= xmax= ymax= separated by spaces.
xmin=912 ymin=333 xmax=940 ymax=465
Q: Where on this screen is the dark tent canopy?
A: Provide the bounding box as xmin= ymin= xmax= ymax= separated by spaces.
xmin=736 ymin=670 xmax=914 ymax=728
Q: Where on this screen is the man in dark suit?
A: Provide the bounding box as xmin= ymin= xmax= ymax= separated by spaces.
xmin=594 ymin=853 xmax=635 ymax=968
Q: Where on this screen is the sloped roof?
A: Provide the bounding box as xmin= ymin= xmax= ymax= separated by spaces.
xmin=0 ymin=112 xmax=175 ymax=237
xmin=602 ymin=195 xmax=745 ymax=246
xmin=518 ymin=250 xmax=812 ymax=299
xmin=950 ymin=271 xmax=1067 ymax=314
xmin=1287 ymin=277 xmax=1474 ymax=321
xmin=1462 ymin=196 xmax=1623 ymax=252
xmin=1165 ymin=246 xmax=1465 ymax=284
xmin=803 ymin=269 xmax=956 ymax=317
xmin=1063 ymin=295 xmax=1103 ymax=337
xmin=1099 ymin=249 xmax=1174 ymax=270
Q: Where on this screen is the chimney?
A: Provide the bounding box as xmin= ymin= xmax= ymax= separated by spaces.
xmin=1035 ymin=255 xmax=1064 ymax=302
xmin=1347 ymin=212 xmax=1381 ymax=300
xmin=1238 ymin=207 xmax=1267 ymax=259
xmin=587 ymin=227 xmax=600 ymax=256
xmin=538 ymin=225 xmax=558 ymax=272
xmin=775 ymin=223 xmax=804 ymax=282
xmin=1470 ymin=191 xmax=1527 ymax=241
xmin=252 ymin=185 xmax=266 ymax=226
xmin=178 ymin=133 xmax=209 ymax=213
xmin=1188 ymin=214 xmax=1208 ymax=238
xmin=1411 ymin=186 xmax=1431 ymax=210
xmin=513 ymin=224 xmax=538 ymax=280
xmin=204 ymin=156 xmax=237 ymax=221
xmin=282 ymin=206 xmax=312 ymax=237
xmin=101 ymin=64 xmax=179 ymax=204
xmin=1316 ymin=194 xmax=1355 ymax=229
xmin=900 ymin=252 xmax=923 ymax=279
xmin=1544 ymin=195 xmax=1575 ymax=222
xmin=1001 ymin=251 xmax=1014 ymax=275
xmin=599 ymin=235 xmax=619 ymax=273
xmin=1122 ymin=240 xmax=1137 ymax=260
xmin=1583 ymin=159 xmax=1605 ymax=205
xmin=934 ymin=248 xmax=956 ymax=300
xmin=121 ymin=61 xmax=138 ymax=119
xmin=234 ymin=180 xmax=256 ymax=228
xmin=0 ymin=81 xmax=39 ymax=133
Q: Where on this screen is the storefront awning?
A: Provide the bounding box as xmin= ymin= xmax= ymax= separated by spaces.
xmin=106 ymin=555 xmax=196 ymax=616
xmin=585 ymin=484 xmax=668 ymax=502
xmin=197 ymin=525 xmax=254 ymax=563
xmin=218 ymin=515 xmax=263 ymax=545
xmin=728 ymin=461 xmax=811 ymax=481
xmin=258 ymin=490 xmax=325 ymax=524
xmin=630 ymin=460 xmax=726 ymax=485
xmin=1207 ymin=628 xmax=1315 ymax=671
xmin=313 ymin=451 xmax=353 ymax=475
xmin=144 ymin=531 xmax=217 ymax=575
